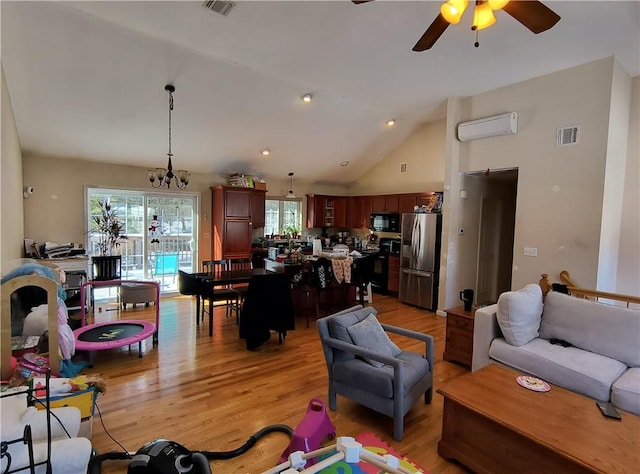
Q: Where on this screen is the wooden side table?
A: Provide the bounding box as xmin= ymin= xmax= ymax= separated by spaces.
xmin=443 ymin=305 xmax=475 ymax=369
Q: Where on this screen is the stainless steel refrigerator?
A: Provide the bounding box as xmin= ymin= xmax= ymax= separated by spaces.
xmin=399 ymin=213 xmax=442 ymax=310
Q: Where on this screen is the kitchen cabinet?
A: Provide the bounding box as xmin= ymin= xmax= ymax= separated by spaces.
xmin=334 ymin=197 xmax=348 ymax=228
xmin=371 ymin=195 xmax=399 ymax=213
xmin=387 ymin=255 xmax=400 ymax=293
xmin=250 ymin=190 xmax=266 ymax=228
xmin=359 ymin=196 xmax=373 ymax=228
xmin=443 ymin=306 xmax=475 ymax=369
xmin=211 ymin=186 xmax=266 ymax=260
xmin=398 ymin=194 xmax=418 ymax=213
xmin=307 ymin=195 xmax=349 ymax=228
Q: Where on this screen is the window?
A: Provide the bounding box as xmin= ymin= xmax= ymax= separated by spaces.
xmin=264 ymin=198 xmax=302 ymax=237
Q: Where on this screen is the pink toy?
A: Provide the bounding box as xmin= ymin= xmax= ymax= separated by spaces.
xmin=279 ymin=398 xmax=336 ymax=466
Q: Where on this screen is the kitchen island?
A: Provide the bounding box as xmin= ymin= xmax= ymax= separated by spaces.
xmin=264 ymin=255 xmax=372 ymax=325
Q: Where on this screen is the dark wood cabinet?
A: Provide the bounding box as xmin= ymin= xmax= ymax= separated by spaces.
xmin=211 ymin=186 xmax=266 ymax=260
xmin=443 ymin=306 xmax=475 ymax=369
xmin=306 ymin=194 xmax=338 ymax=228
xmin=371 ymin=194 xmax=399 ymax=213
xmin=334 ymin=197 xmax=348 ymax=228
xmin=359 ymin=196 xmax=373 ymax=228
xmin=388 ymin=255 xmax=400 ymax=293
xmin=398 ymin=194 xmax=418 ymax=214
xmin=308 ymin=192 xmax=441 ymax=229
xmin=250 ymin=190 xmax=266 ymax=228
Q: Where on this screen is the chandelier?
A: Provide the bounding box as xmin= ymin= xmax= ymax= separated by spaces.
xmin=148 ymin=85 xmax=190 ymax=189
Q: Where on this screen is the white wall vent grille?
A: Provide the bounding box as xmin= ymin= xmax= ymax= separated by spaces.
xmin=400 ymin=162 xmax=408 ymax=174
xmin=557 ymin=126 xmax=580 ymax=146
xmin=202 ymin=1 xmax=236 ymax=16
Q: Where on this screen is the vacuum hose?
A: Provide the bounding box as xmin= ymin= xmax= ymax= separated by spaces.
xmin=202 ymin=424 xmax=294 ymax=460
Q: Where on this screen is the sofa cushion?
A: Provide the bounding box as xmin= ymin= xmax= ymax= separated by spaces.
xmin=611 ymin=368 xmax=640 ymax=416
xmin=496 ymin=284 xmax=543 ymax=346
xmin=347 ymin=314 xmax=401 ymax=368
xmin=489 ymin=337 xmax=627 ymax=401
xmin=539 ymin=292 xmax=640 ymax=367
xmin=328 ymin=307 xmax=378 ymax=344
xmin=332 ymin=350 xmax=430 ymax=399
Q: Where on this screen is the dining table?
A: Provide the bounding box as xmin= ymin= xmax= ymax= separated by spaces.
xmin=181 ymin=268 xmax=279 ymax=337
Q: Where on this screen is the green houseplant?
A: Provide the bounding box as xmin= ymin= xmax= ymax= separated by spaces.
xmin=89 ymin=199 xmax=126 ymax=280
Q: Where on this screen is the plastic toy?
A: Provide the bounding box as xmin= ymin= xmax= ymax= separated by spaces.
xmin=279 ymin=398 xmax=335 ymax=466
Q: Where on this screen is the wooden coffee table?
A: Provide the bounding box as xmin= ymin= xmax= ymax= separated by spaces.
xmin=438 ymin=365 xmax=640 ymax=473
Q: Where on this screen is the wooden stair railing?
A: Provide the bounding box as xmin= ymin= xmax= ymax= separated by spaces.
xmin=539 ymin=271 xmax=640 ymax=308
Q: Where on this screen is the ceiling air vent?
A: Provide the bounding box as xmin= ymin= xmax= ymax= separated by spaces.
xmin=202 ymin=0 xmax=236 ymax=16
xmin=556 ymin=126 xmax=580 ymax=147
xmin=400 ymin=162 xmax=408 ymax=174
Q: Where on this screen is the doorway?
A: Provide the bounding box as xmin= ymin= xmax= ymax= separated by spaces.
xmin=465 ymin=169 xmax=518 ymax=305
xmin=86 ymin=188 xmax=198 ymax=294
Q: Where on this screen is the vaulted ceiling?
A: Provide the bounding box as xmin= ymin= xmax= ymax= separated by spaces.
xmin=2 ymin=1 xmax=638 ymax=185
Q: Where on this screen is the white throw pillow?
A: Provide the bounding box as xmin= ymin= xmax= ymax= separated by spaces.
xmin=496 ymin=284 xmax=543 ymax=346
xmin=347 ymin=313 xmax=401 ymax=368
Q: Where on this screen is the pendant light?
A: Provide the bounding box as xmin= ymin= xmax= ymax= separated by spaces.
xmin=148 ymin=85 xmax=190 ymax=189
xmin=287 ymin=172 xmax=296 ymax=199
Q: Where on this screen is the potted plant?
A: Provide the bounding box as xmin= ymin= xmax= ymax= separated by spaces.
xmin=89 ymin=199 xmax=126 ymax=280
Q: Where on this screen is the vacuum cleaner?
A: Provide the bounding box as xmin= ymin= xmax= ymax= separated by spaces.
xmin=88 ymin=398 xmax=337 ymax=474
xmin=87 ymin=424 xmax=294 ymax=474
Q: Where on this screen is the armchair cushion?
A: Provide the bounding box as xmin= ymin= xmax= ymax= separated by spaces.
xmin=333 ymin=351 xmax=430 ymax=398
xmin=347 ymin=314 xmax=401 ymax=368
xmin=328 ymin=307 xmax=377 ymax=343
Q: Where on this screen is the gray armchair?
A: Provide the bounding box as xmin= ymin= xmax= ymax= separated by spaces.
xmin=317 ymin=305 xmax=434 ymax=441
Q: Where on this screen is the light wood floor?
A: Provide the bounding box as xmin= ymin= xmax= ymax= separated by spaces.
xmin=83 ymin=294 xmax=470 ymax=473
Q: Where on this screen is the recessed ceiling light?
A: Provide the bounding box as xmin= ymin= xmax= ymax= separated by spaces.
xmin=260 ymin=148 xmax=271 ymax=156
xmin=386 ymin=119 xmax=396 ymax=127
xmin=341 ymin=161 xmax=349 ymax=167
xmin=301 ymin=93 xmax=313 ymax=103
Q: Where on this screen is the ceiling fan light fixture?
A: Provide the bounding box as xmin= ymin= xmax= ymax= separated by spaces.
xmin=440 ymin=0 xmax=469 ymax=25
xmin=487 ymin=0 xmax=509 ymax=10
xmin=472 ymin=2 xmax=496 ymax=31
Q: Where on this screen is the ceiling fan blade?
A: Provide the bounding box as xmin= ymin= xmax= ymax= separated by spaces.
xmin=413 ymin=14 xmax=450 ymax=52
xmin=502 ymin=1 xmax=560 ymax=34
xmin=352 ymin=1 xmax=374 ymax=4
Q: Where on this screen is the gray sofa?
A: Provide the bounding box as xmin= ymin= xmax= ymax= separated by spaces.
xmin=472 ymin=284 xmax=640 ymax=416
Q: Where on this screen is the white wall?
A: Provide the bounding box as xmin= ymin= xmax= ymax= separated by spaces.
xmin=597 ymin=60 xmax=632 ymax=291
xmin=616 ymin=76 xmax=640 ymax=296
xmin=447 ymin=57 xmax=618 ymax=302
xmin=1 ymin=66 xmax=24 ymax=270
xmin=21 ymin=157 xmax=350 ymax=261
xmin=349 ymin=119 xmax=446 ymax=195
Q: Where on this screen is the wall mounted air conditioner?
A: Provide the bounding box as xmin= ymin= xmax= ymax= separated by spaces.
xmin=457 ymin=112 xmax=518 ymax=142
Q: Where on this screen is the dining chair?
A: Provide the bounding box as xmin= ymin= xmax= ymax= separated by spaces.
xmin=200 ymin=260 xmax=239 ymax=333
xmin=178 ymin=270 xmax=202 ymax=325
xmin=227 ymin=258 xmax=253 ymax=324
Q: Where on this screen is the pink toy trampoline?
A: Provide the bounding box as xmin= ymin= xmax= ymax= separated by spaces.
xmin=74 ymin=320 xmax=156 ymax=366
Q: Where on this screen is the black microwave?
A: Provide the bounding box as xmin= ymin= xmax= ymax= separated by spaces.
xmin=370 ymin=213 xmax=400 ymax=233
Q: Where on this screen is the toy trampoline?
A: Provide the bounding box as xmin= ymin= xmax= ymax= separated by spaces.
xmin=74 ymin=279 xmax=160 ymax=366
xmin=74 ymin=320 xmax=156 ymax=366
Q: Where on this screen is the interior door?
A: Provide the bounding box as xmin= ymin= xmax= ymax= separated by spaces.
xmin=476 ymin=197 xmax=502 ymax=305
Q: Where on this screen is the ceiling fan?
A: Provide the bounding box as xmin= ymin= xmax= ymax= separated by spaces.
xmin=352 ymin=0 xmax=561 ymax=51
